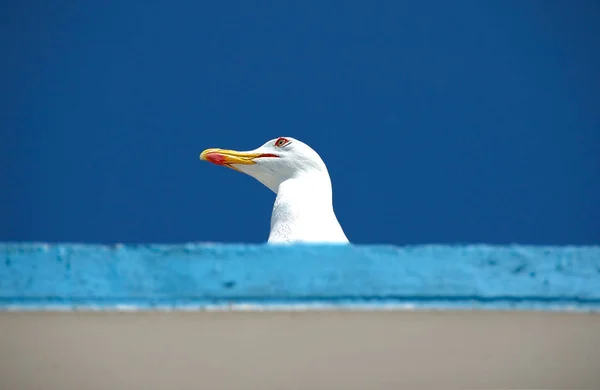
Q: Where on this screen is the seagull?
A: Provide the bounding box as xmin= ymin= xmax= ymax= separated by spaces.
xmin=200 ymin=137 xmax=349 ymax=244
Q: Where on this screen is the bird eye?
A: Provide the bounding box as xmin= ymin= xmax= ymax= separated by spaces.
xmin=274 ymin=137 xmax=289 ymax=147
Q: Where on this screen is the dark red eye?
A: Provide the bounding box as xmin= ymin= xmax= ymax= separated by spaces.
xmin=274 ymin=137 xmax=289 ymax=147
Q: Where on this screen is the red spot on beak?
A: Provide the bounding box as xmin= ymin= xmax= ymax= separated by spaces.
xmin=204 ymin=152 xmax=227 ymax=165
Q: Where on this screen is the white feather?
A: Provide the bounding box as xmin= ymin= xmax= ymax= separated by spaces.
xmin=214 ymin=137 xmax=349 ymax=244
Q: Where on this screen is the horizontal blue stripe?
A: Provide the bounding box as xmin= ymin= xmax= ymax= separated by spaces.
xmin=1 ymin=243 xmax=599 ymax=310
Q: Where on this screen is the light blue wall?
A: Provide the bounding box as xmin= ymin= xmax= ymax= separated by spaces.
xmin=1 ymin=243 xmax=599 ymax=311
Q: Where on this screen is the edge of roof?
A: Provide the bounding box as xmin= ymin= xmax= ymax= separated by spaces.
xmin=1 ymin=242 xmax=599 ymax=311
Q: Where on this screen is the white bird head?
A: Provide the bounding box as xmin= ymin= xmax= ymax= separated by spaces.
xmin=200 ymin=137 xmax=329 ymax=193
xmin=200 ymin=136 xmax=348 ymax=243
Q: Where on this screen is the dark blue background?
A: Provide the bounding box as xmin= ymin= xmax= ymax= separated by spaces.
xmin=2 ymin=1 xmax=599 ymax=245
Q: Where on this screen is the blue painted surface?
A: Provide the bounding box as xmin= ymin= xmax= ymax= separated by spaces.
xmin=2 ymin=2 xmax=600 ymax=246
xmin=1 ymin=243 xmax=599 ymax=311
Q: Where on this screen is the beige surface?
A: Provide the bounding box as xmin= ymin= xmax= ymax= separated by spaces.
xmin=0 ymin=310 xmax=598 ymax=390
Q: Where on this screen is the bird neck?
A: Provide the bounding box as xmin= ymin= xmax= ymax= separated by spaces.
xmin=268 ymin=174 xmax=348 ymax=243
xmin=274 ymin=175 xmax=333 ymax=210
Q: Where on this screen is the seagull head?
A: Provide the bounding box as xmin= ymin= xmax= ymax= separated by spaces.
xmin=200 ymin=137 xmax=329 ymax=193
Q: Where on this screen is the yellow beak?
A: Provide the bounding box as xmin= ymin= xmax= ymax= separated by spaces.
xmin=200 ymin=148 xmax=260 ymax=164
xmin=200 ymin=148 xmax=278 ymax=171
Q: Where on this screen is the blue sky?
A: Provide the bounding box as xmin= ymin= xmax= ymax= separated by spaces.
xmin=1 ymin=1 xmax=599 ymax=245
